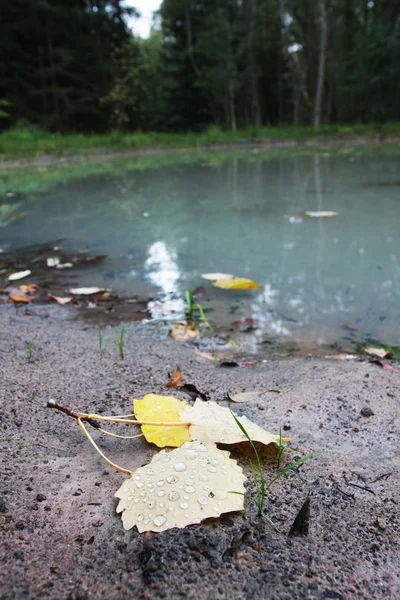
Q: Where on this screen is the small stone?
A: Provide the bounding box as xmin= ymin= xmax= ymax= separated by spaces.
xmin=36 ymin=493 xmax=47 ymax=502
xmin=91 ymin=520 xmax=103 ymax=527
xmin=361 ymin=407 xmax=374 ymax=417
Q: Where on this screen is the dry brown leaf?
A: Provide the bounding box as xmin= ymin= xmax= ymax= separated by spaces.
xmin=9 ymin=294 xmax=32 ymax=304
xmin=193 ymin=348 xmax=215 ymax=361
xmin=170 ymin=322 xmax=199 ymax=342
xmin=166 ymin=368 xmax=183 ymax=388
xmin=114 ymin=441 xmax=246 ymax=532
xmin=48 ymin=294 xmax=73 ymax=305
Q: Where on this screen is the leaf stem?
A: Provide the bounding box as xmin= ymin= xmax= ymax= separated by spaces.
xmin=77 ymin=418 xmax=132 ymax=476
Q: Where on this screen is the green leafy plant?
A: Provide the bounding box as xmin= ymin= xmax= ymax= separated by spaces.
xmin=231 ymin=411 xmax=313 ymax=525
xmin=26 ymin=338 xmax=35 ymax=360
xmin=185 ymin=289 xmax=212 ymax=329
xmin=116 ymin=325 xmax=125 ymax=359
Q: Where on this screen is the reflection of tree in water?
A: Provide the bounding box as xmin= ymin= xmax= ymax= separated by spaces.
xmin=0 ymin=201 xmax=25 ymax=228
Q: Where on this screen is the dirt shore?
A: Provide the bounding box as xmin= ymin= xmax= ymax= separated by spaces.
xmin=0 ymin=304 xmax=399 ymax=599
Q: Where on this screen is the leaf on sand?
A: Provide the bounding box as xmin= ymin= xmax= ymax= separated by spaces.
xmin=363 ymin=346 xmax=391 ymax=359
xmin=114 ymin=441 xmax=246 ymax=532
xmin=201 ymin=272 xmax=233 ymax=281
xmin=303 ymin=211 xmax=338 ymax=218
xmin=69 ymin=287 xmax=105 ymax=295
xmin=134 ymin=395 xmax=280 ymax=448
xmin=19 ymin=283 xmax=37 ymax=295
xmin=48 ymin=294 xmax=73 ymax=305
xmin=9 ymin=294 xmax=32 ymax=304
xmin=134 ymin=394 xmax=191 ymax=448
xmin=8 ymin=270 xmax=31 ymax=281
xmin=180 ymin=399 xmax=281 ymax=446
xmin=170 ymin=322 xmax=199 ymax=342
xmin=213 ymin=277 xmax=261 ymax=290
xmin=166 ymin=368 xmax=182 ymax=388
xmin=227 ymin=390 xmax=280 ymax=403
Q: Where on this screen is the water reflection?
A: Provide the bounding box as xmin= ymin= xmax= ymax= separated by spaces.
xmin=145 ymin=241 xmax=180 ymax=294
xmin=2 ymin=149 xmax=400 ymax=350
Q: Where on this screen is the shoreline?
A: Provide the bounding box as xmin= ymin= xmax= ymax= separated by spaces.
xmin=2 ymin=133 xmax=400 ymax=171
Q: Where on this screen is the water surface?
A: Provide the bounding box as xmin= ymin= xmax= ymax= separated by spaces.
xmin=1 ymin=148 xmax=399 ymax=354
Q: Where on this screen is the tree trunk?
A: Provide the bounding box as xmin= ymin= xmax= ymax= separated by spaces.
xmin=314 ymin=0 xmax=327 ymax=127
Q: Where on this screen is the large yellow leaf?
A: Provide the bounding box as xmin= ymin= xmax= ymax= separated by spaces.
xmin=213 ymin=277 xmax=261 ymax=290
xmin=135 ymin=395 xmax=281 ymax=449
xmin=115 ymin=441 xmax=246 ymax=532
xmin=182 ymin=399 xmax=280 ymax=446
xmin=134 ymin=394 xmax=191 ymax=447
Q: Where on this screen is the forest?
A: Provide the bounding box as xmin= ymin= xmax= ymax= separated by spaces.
xmin=1 ymin=0 xmax=400 ymax=134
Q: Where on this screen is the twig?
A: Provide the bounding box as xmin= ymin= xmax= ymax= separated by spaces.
xmin=47 ymin=399 xmax=101 ymax=429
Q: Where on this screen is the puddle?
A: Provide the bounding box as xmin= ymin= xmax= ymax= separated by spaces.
xmin=1 ymin=148 xmax=400 ymax=355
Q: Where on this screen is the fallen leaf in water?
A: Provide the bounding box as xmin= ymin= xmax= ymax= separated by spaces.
xmin=170 ymin=322 xmax=199 ymax=342
xmin=19 ymin=283 xmax=38 ymax=295
xmin=72 ymin=254 xmax=107 ymax=265
xmin=69 ymin=287 xmax=105 ymax=295
xmin=47 ymin=257 xmax=60 ymax=267
xmin=227 ymin=390 xmax=280 ymax=403
xmin=213 ymin=277 xmax=261 ymax=290
xmin=48 ymin=294 xmax=73 ymax=305
xmin=166 ymin=368 xmax=182 ymax=388
xmin=9 ymin=294 xmax=32 ymax=304
xmin=115 ymin=441 xmax=246 ymax=532
xmin=303 ymin=211 xmax=338 ymax=218
xmin=363 ymin=346 xmax=390 ymax=359
xmin=201 ymin=272 xmax=233 ymax=281
xmin=134 ymin=394 xmax=191 ymax=448
xmin=8 ymin=270 xmax=31 ymax=281
xmin=56 ymin=262 xmax=73 ymax=269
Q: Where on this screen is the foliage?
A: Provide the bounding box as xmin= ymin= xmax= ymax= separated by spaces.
xmin=1 ymin=1 xmax=400 ymax=134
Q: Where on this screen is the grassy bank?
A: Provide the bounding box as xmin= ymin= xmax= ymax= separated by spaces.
xmin=1 ymin=122 xmax=400 ymax=160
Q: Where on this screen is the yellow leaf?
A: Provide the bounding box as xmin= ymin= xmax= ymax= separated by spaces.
xmin=115 ymin=441 xmax=246 ymax=532
xmin=134 ymin=394 xmax=191 ymax=448
xmin=9 ymin=294 xmax=32 ymax=304
xmin=213 ymin=277 xmax=261 ymax=290
xmin=181 ymin=399 xmax=281 ymax=446
xmin=170 ymin=322 xmax=199 ymax=342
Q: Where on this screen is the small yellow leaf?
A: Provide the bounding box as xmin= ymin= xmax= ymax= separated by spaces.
xmin=134 ymin=394 xmax=191 ymax=447
xmin=170 ymin=322 xmax=199 ymax=342
xmin=213 ymin=277 xmax=261 ymax=290
xmin=19 ymin=283 xmax=38 ymax=295
xmin=115 ymin=441 xmax=246 ymax=532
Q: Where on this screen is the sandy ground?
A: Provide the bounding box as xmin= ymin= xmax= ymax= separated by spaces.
xmin=0 ymin=304 xmax=399 ymax=599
